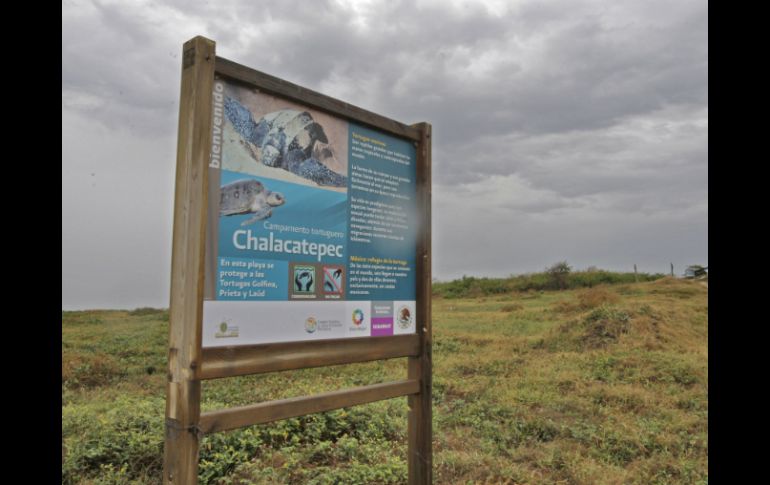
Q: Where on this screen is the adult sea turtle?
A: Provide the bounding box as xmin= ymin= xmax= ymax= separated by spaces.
xmin=224 ymin=97 xmax=347 ymax=187
xmin=219 ymin=179 xmax=285 ymax=226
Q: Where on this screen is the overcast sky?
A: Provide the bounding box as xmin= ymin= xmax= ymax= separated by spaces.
xmin=62 ymin=0 xmax=707 ymax=310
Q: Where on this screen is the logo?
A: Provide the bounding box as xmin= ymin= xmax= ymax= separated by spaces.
xmin=352 ymin=309 xmax=364 ymax=326
xmin=397 ymin=306 xmax=412 ymax=329
xmin=215 ymin=319 xmax=239 ymax=338
xmin=305 ymin=317 xmax=317 ymax=333
xmin=294 ymin=266 xmax=315 ymax=293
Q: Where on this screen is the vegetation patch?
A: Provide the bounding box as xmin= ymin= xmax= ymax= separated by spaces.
xmin=62 ymin=278 xmax=706 ymax=484
xmin=649 ymin=278 xmax=703 ymax=299
xmin=62 ymin=397 xmax=165 ymax=485
xmin=62 ymin=311 xmax=103 ymax=326
xmin=433 ymin=268 xmax=664 ymax=298
xmin=577 ymin=288 xmax=619 ymax=309
xmin=128 ymin=307 xmax=169 ymax=319
xmin=62 ymin=352 xmax=125 ymax=388
xmin=581 ymin=305 xmax=631 ymax=348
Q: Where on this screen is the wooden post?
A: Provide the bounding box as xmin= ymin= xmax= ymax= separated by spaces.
xmin=408 ymin=122 xmax=432 ymax=484
xmin=634 ymin=264 xmax=638 ymax=282
xmin=671 ymin=262 xmax=674 ymax=277
xmin=163 ymin=36 xmax=216 ymax=484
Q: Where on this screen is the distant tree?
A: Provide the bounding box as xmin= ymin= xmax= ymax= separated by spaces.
xmin=586 ymin=266 xmax=599 ymax=272
xmin=685 ymin=265 xmax=708 ymax=278
xmin=546 ymin=261 xmax=572 ymax=290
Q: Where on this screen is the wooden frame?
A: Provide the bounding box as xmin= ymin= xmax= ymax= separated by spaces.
xmin=164 ymin=36 xmax=432 ymax=484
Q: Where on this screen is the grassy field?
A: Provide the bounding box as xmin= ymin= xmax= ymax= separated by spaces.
xmin=62 ymin=277 xmax=707 ymax=484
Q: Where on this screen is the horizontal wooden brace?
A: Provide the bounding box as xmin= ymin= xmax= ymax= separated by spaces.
xmin=199 ymin=379 xmax=420 ymax=434
xmin=199 ymin=334 xmax=420 ymax=380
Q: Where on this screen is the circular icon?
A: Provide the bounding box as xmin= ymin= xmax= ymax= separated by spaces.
xmin=352 ymin=309 xmax=364 ymax=326
xmin=305 ymin=317 xmax=317 ymax=333
xmin=397 ymin=306 xmax=412 ymax=329
xmin=219 ymin=321 xmax=228 ymax=333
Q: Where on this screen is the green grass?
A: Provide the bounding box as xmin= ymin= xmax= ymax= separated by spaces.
xmin=62 ymin=277 xmax=707 ymax=484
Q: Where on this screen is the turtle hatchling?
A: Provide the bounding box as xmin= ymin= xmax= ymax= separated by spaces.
xmin=219 ymin=179 xmax=285 ymax=226
xmin=224 ymin=97 xmax=347 ymax=187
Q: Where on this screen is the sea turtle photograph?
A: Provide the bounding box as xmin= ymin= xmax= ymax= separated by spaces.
xmin=219 ymin=178 xmax=285 ymax=226
xmin=224 ymin=95 xmax=348 ymax=188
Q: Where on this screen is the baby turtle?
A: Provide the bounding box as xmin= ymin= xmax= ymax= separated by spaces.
xmin=224 ymin=97 xmax=347 ymax=187
xmin=219 ymin=179 xmax=285 ymax=226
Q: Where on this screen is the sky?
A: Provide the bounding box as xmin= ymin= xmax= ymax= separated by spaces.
xmin=62 ymin=0 xmax=708 ymax=310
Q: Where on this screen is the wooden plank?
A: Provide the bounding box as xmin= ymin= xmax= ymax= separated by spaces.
xmin=163 ymin=35 xmax=216 ymax=485
xmin=199 ymin=379 xmax=420 ymax=434
xmin=408 ymin=122 xmax=433 ymax=485
xmin=214 ymin=56 xmax=422 ymax=142
xmin=199 ymin=334 xmax=420 ymax=380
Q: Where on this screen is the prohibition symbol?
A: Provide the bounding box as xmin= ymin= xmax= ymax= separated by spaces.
xmin=323 ymin=266 xmax=343 ymax=294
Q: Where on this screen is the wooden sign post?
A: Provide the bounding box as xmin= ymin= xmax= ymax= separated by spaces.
xmin=164 ymin=36 xmax=432 ymax=484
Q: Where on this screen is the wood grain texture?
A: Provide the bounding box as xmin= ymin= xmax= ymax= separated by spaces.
xmin=408 ymin=122 xmax=433 ymax=485
xmin=199 ymin=379 xmax=420 ymax=434
xmin=163 ymin=35 xmax=216 ymax=485
xmin=215 ymin=56 xmax=422 ymax=142
xmin=199 ymin=334 xmax=420 ymax=380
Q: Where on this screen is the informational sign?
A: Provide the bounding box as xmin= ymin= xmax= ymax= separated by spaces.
xmin=201 ymin=77 xmax=418 ymax=346
xmin=166 ymin=38 xmax=431 ymax=485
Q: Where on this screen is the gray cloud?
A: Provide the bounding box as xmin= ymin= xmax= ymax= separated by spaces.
xmin=62 ymin=0 xmax=707 ymax=308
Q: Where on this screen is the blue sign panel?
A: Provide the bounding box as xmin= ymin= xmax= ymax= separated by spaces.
xmin=202 ymin=78 xmax=417 ymax=346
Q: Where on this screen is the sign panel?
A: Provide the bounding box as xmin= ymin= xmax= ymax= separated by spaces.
xmin=202 ymin=77 xmax=418 ymax=346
